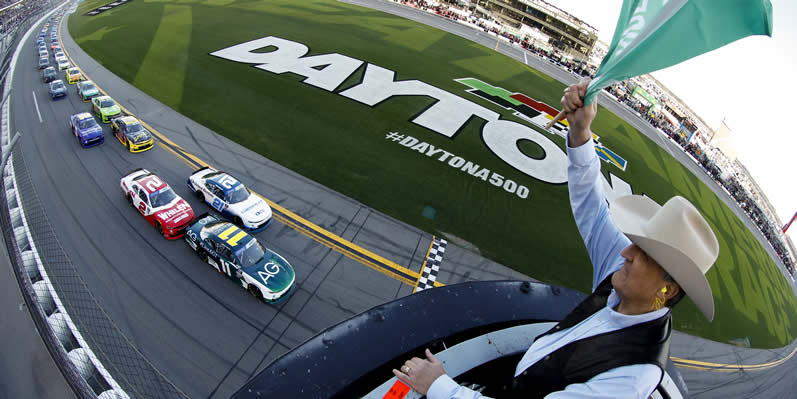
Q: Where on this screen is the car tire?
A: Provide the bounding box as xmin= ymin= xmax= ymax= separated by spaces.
xmin=198 ymin=249 xmax=208 ymax=263
xmin=234 ymin=216 xmax=243 ymax=227
xmin=127 ymin=194 xmax=134 ymax=207
xmin=247 ymin=284 xmax=263 ymax=300
xmin=127 ymin=140 xmax=131 ymax=152
xmin=156 ymin=222 xmax=164 ymax=237
xmin=193 ymin=186 xmax=203 ymax=201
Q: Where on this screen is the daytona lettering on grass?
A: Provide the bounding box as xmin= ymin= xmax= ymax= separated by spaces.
xmin=386 ymin=132 xmax=529 ymax=199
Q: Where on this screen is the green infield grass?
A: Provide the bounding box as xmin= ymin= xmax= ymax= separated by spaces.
xmin=69 ymin=0 xmax=797 ymax=348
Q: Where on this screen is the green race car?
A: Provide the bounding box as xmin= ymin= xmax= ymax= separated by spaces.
xmin=184 ymin=213 xmax=296 ymax=303
xmin=77 ymin=80 xmax=100 ymax=102
xmin=91 ymin=95 xmax=121 ymax=123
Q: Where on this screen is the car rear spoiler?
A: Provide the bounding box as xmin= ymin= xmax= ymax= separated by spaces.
xmin=109 ymin=113 xmax=131 ymax=124
xmin=124 ymin=168 xmax=149 ymax=180
xmin=190 ymin=166 xmax=213 ymax=176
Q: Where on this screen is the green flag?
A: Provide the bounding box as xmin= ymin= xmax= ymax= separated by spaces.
xmin=584 ymin=0 xmax=773 ymax=105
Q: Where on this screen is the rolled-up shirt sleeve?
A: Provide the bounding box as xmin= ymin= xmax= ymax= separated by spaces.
xmin=567 ymin=137 xmax=630 ymax=292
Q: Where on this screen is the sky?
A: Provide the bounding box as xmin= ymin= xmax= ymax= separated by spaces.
xmin=545 ymin=0 xmax=797 ymax=240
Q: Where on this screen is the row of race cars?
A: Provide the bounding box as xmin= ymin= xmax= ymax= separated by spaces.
xmin=35 ymin=14 xmax=295 ymax=303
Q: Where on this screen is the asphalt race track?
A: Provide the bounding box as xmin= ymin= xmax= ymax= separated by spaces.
xmin=8 ymin=1 xmax=797 ymax=398
xmin=13 ymin=7 xmax=445 ymax=398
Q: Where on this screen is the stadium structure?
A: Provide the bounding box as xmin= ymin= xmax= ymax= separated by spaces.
xmin=473 ymin=0 xmax=597 ymax=60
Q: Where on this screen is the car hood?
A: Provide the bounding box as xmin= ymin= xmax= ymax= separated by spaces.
xmin=154 ymin=199 xmax=194 ymax=228
xmin=242 ymin=250 xmax=295 ymax=293
xmin=51 ymin=87 xmax=65 ymax=93
xmin=228 ymin=195 xmax=271 ymax=222
xmin=100 ymin=105 xmax=121 ymax=114
xmin=83 ymin=88 xmax=99 ymax=96
xmin=78 ymin=125 xmax=102 ymax=137
xmin=127 ymin=131 xmax=152 ymax=144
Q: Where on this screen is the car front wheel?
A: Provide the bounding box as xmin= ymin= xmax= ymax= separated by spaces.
xmin=247 ymin=284 xmax=263 ymax=300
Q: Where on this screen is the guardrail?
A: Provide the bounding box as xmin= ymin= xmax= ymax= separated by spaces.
xmin=1 ymin=2 xmax=185 ymax=398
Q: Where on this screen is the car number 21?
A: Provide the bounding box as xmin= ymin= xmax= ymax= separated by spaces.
xmin=212 ymin=198 xmax=225 ymax=211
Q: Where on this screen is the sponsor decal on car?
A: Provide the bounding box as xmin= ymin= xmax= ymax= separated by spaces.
xmin=157 ymin=202 xmax=190 ymax=221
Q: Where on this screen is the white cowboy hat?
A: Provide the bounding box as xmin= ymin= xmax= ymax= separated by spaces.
xmin=609 ymin=195 xmax=720 ymax=321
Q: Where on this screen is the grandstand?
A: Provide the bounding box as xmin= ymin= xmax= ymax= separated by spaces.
xmin=473 ymin=0 xmax=597 ymax=60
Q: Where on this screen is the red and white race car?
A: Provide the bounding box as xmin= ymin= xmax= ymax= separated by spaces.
xmin=120 ymin=168 xmax=195 ymax=239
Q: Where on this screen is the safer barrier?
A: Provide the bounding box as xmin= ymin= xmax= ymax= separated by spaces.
xmin=1 ymin=2 xmax=186 ymax=398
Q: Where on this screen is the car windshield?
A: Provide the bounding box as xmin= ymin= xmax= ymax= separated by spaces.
xmin=237 ymin=240 xmax=266 ymax=268
xmin=39 ymin=59 xmax=47 ymax=64
xmin=149 ymin=187 xmax=177 ymax=208
xmin=77 ymin=118 xmax=96 ymax=130
xmin=82 ymin=83 xmax=96 ymax=91
xmin=226 ymin=185 xmax=249 ymax=204
xmin=52 ymin=82 xmax=64 ymax=90
xmin=99 ymin=99 xmax=114 ymax=108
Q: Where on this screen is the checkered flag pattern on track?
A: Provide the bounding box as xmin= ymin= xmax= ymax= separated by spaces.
xmin=415 ymin=238 xmax=447 ymax=292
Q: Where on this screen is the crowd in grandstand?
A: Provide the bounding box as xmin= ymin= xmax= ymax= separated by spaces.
xmin=0 ymin=0 xmax=54 ymax=36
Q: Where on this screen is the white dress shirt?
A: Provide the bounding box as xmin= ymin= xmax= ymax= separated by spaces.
xmin=427 ymin=138 xmax=667 ymax=399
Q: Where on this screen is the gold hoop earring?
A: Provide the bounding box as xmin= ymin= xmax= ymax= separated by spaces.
xmin=650 ymin=295 xmax=665 ymax=311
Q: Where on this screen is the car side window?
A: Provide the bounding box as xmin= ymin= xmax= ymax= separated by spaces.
xmin=219 ymin=245 xmax=233 ymax=261
xmin=137 ymin=188 xmax=148 ymax=203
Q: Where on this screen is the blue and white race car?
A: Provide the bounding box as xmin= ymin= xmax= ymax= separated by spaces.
xmin=187 ymin=167 xmax=272 ymax=231
xmin=69 ymin=112 xmax=103 ymax=148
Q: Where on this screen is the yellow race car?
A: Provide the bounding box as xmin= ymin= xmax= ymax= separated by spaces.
xmin=65 ymin=67 xmax=82 ymax=84
xmin=110 ymin=115 xmax=154 ymax=152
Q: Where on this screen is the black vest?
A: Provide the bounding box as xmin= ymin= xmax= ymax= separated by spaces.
xmin=506 ymin=277 xmax=672 ymax=398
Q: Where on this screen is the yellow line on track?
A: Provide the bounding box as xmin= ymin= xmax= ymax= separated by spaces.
xmin=413 ymin=236 xmax=435 ymax=293
xmin=671 ymin=342 xmax=797 ymax=372
xmin=56 ymin=15 xmax=432 ymax=289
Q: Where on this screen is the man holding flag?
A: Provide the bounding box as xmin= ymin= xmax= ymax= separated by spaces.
xmin=393 ymin=0 xmax=773 ymax=397
xmin=395 ymin=79 xmax=720 ymax=398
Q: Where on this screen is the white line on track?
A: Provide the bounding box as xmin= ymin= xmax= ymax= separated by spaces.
xmin=524 ymin=51 xmax=528 ymax=65
xmin=31 ymin=91 xmax=42 ymax=123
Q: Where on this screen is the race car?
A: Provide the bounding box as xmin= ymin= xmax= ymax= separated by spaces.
xmin=37 ymin=57 xmax=49 ymax=70
xmin=184 ymin=213 xmax=295 ymax=302
xmin=77 ymin=80 xmax=100 ymax=102
xmin=110 ymin=115 xmax=153 ymax=152
xmin=41 ymin=66 xmax=56 ymax=83
xmin=187 ymin=167 xmax=272 ymax=231
xmin=65 ymin=68 xmax=82 ymax=84
xmin=120 ymin=169 xmax=195 ymax=239
xmin=57 ymin=58 xmax=70 ymax=70
xmin=91 ymin=95 xmax=121 ymax=123
xmin=48 ymin=79 xmax=66 ymax=99
xmin=69 ymin=112 xmax=103 ymax=148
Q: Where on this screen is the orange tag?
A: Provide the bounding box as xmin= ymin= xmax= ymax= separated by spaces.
xmin=382 ymin=380 xmax=411 ymax=399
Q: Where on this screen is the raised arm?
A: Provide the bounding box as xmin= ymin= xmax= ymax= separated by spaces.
xmin=562 ymin=80 xmax=630 ymax=291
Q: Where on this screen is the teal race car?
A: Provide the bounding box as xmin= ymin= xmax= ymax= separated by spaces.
xmin=184 ymin=213 xmax=295 ymax=303
xmin=77 ymin=80 xmax=100 ymax=102
xmin=91 ymin=95 xmax=121 ymax=123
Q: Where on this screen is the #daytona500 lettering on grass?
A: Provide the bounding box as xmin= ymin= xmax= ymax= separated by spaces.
xmin=386 ymin=132 xmax=530 ymax=199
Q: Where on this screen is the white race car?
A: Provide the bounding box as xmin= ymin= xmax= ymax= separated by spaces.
xmin=187 ymin=167 xmax=272 ymax=231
